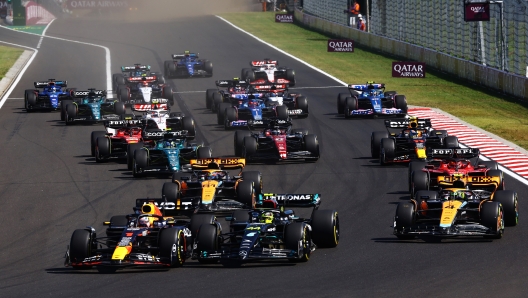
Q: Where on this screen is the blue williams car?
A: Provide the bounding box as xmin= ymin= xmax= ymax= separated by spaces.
xmin=219 ymin=95 xmax=290 ymax=130
xmin=164 ymin=51 xmax=213 ymax=78
xmin=336 ymin=81 xmax=408 ymax=118
xmin=24 ymin=79 xmax=74 ymax=114
xmin=62 ymin=89 xmax=126 ymax=125
xmin=132 ymin=131 xmax=212 ymax=178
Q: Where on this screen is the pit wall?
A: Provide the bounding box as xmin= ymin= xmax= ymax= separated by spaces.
xmin=294 ymin=8 xmax=528 ymax=100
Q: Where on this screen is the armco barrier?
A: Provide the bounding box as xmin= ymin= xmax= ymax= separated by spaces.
xmin=294 ymin=8 xmax=528 ymax=100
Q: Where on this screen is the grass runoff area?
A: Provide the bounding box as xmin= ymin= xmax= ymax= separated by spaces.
xmin=0 ymin=45 xmax=23 ymax=80
xmin=221 ymin=12 xmax=528 ymax=150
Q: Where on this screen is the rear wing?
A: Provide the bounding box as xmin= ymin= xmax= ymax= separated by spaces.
xmin=256 ymin=193 xmax=321 ymax=208
xmin=131 ymin=103 xmax=168 ymax=112
xmin=142 ymin=130 xmax=188 ymax=140
xmin=251 ymin=59 xmax=278 ymax=67
xmin=385 ymin=118 xmax=432 ymax=129
xmin=348 ymin=83 xmax=385 ymax=91
xmin=121 ymin=65 xmax=150 ymax=72
xmin=172 ymin=53 xmax=198 ymax=59
xmin=437 ymin=175 xmax=501 ymax=192
xmin=127 ymin=76 xmax=157 ymax=82
xmin=135 ymin=198 xmax=196 ymax=216
xmin=428 ymin=148 xmax=480 ymax=159
xmin=104 ymin=119 xmax=142 ymax=128
xmin=72 ymin=90 xmax=106 ymax=98
xmin=252 ymin=83 xmax=288 ymax=92
xmin=34 ymin=80 xmax=67 ymax=88
xmin=190 ymin=158 xmax=246 ymax=170
xmin=215 ymin=79 xmax=249 ymax=88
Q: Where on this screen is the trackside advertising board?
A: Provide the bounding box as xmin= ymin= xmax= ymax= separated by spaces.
xmin=464 ymin=2 xmax=490 ymax=22
xmin=275 ymin=13 xmax=293 ymax=23
xmin=327 ymin=40 xmax=354 ymax=52
xmin=392 ymin=62 xmax=426 ymax=78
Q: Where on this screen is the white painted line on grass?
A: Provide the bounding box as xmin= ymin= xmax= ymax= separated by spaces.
xmin=216 ymin=16 xmax=348 ymax=87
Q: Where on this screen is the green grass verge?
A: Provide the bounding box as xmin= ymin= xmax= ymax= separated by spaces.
xmin=0 ymin=45 xmax=23 ymax=80
xmin=220 ymin=12 xmax=528 ymax=150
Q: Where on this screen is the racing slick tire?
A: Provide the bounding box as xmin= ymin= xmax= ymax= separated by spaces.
xmin=105 ymin=215 xmax=129 ymax=240
xmin=379 ymin=138 xmax=395 ymax=166
xmin=212 ymin=92 xmax=223 ymax=113
xmin=337 ymin=93 xmax=348 ymax=114
xmin=189 ymin=214 xmax=216 ymax=240
xmin=203 ymin=60 xmax=213 ymax=76
xmin=241 ymin=171 xmax=262 ymax=195
xmin=182 ymin=117 xmax=196 ymax=140
xmin=241 ymin=68 xmax=251 ymax=80
xmin=164 ymin=60 xmax=173 ymax=78
xmin=411 ymin=171 xmax=429 ymax=196
xmin=114 ymin=74 xmax=125 ymax=86
xmin=243 ymin=136 xmax=258 ymax=159
xmin=487 ymin=169 xmax=505 ymax=190
xmin=157 ymin=75 xmax=166 ymax=85
xmin=444 ymin=136 xmax=459 ymax=149
xmin=246 ymin=70 xmax=256 ymax=82
xmin=291 ymin=128 xmax=309 ymax=135
xmin=384 ymin=91 xmax=397 ymax=97
xmin=118 ymin=86 xmax=129 ymax=102
xmin=311 ymin=210 xmax=339 ymax=248
xmin=394 ymin=202 xmax=416 ymax=239
xmin=344 ymin=97 xmax=358 ymax=119
xmin=168 ymin=63 xmax=177 ymax=78
xmin=163 ymin=85 xmax=173 ymax=101
xmin=429 ymin=130 xmax=448 ymax=138
xmin=25 ymin=90 xmax=37 ymax=111
xmin=70 ymin=229 xmax=93 ymax=266
xmin=159 ymin=228 xmax=186 ymax=267
xmin=371 ymin=131 xmax=389 ymax=158
xmin=284 ymin=222 xmax=311 ymax=262
xmin=133 ymin=150 xmax=148 ymax=178
xmin=95 ymin=137 xmax=110 ymax=163
xmin=162 ymin=182 xmax=180 ymax=201
xmin=196 ymin=224 xmax=219 ymax=264
xmin=224 ymin=107 xmax=238 ymax=130
xmin=197 ymin=146 xmax=213 ymax=159
xmin=408 ymin=161 xmax=428 ymax=193
xmin=205 ymin=89 xmax=217 ymax=110
xmin=286 ymin=69 xmax=296 ymax=86
xmin=276 ymin=105 xmax=289 ymax=120
xmin=234 ymin=130 xmax=251 ymax=157
xmin=479 ymin=160 xmax=499 ymax=171
xmin=114 ymin=102 xmax=126 ymax=116
xmin=296 ymin=96 xmax=308 ymax=118
xmin=230 ymin=210 xmax=251 ymax=232
xmin=91 ymin=131 xmax=106 ymax=157
xmin=493 ymin=190 xmax=518 ymax=226
xmin=481 ymin=201 xmax=504 ymax=239
xmin=394 ymin=95 xmax=408 ymax=113
xmin=304 ymin=134 xmax=320 ymax=161
xmin=65 ymin=103 xmax=77 ymax=125
xmin=127 ymin=142 xmax=143 ymax=170
xmin=217 ymin=103 xmax=231 ymax=125
xmin=236 ymin=180 xmax=255 ymax=208
xmin=61 ymin=99 xmax=72 ymax=121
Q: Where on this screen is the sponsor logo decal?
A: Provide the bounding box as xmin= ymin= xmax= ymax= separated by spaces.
xmin=327 ymin=40 xmax=354 ymax=52
xmin=275 ymin=14 xmax=293 ymax=23
xmin=392 ymin=62 xmax=426 ymax=78
xmin=464 ymin=3 xmax=490 ymax=22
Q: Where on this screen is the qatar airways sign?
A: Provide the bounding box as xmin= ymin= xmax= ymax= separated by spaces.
xmin=66 ymin=0 xmax=131 ymax=9
xmin=392 ymin=62 xmax=426 ymax=78
xmin=464 ymin=3 xmax=490 ymax=22
xmin=327 ymin=39 xmax=354 ymax=52
xmin=275 ymin=13 xmax=293 ymax=23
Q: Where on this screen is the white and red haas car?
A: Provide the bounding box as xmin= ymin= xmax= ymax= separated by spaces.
xmin=241 ymin=59 xmax=296 ymax=87
xmin=132 ymin=103 xmax=196 ymax=139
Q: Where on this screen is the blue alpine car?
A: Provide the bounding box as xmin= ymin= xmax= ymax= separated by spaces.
xmin=164 ymin=51 xmax=213 ymax=78
xmin=337 ymin=82 xmax=408 ymax=118
xmin=24 ymin=79 xmax=73 ymax=113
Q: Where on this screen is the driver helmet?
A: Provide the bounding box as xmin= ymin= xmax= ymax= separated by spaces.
xmin=248 ymin=100 xmax=258 ymax=107
xmin=51 ymin=86 xmax=57 ymax=92
xmin=138 ymin=216 xmax=151 ymax=227
xmin=259 ymin=211 xmax=274 ymax=224
xmin=164 ymin=141 xmax=175 ymax=148
xmin=408 ymin=117 xmax=418 ymax=129
xmin=265 ymin=64 xmax=274 ymax=70
xmin=140 ymin=81 xmax=149 ymax=87
xmin=271 ymin=129 xmax=280 ymax=136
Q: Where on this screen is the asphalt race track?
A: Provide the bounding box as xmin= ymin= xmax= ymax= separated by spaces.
xmin=1 ymin=5 xmax=527 ymax=297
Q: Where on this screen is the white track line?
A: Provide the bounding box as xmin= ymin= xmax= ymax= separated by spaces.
xmin=1 ymin=21 xmax=112 ymax=98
